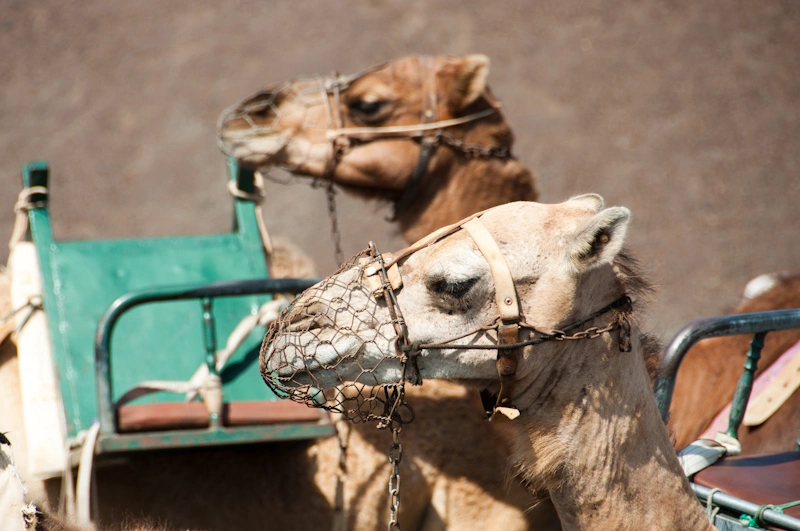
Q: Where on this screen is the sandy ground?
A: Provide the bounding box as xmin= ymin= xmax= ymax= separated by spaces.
xmin=2 ymin=1 xmax=799 ymax=340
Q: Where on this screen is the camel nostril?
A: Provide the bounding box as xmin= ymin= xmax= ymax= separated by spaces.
xmin=285 ymin=301 xmax=334 ymax=332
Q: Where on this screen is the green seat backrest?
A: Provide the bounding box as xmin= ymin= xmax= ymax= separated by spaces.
xmin=23 ymin=160 xmax=276 ymax=438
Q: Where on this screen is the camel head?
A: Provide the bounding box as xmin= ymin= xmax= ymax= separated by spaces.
xmin=218 ymin=55 xmax=535 ymax=241
xmin=261 ymin=197 xmax=717 ymax=531
xmin=261 ymin=195 xmax=633 ymax=420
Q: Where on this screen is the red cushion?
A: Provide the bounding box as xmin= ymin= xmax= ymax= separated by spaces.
xmin=116 ymin=400 xmax=321 ymax=433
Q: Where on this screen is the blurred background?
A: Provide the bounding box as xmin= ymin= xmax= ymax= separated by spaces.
xmin=1 ymin=0 xmax=798 ymax=341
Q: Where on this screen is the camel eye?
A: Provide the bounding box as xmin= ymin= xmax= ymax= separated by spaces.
xmin=347 ymin=98 xmax=390 ymax=123
xmin=348 ymin=99 xmax=384 ymax=114
xmin=429 ymin=277 xmax=479 ymax=299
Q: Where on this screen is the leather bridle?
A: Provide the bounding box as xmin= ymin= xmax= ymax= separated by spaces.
xmin=362 ymin=209 xmax=633 ymax=422
xmin=317 ymin=55 xmax=510 ymax=215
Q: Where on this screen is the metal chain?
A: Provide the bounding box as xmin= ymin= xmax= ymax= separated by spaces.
xmin=325 ymin=180 xmax=345 ymax=266
xmin=436 ymin=130 xmax=511 ymax=159
xmin=332 ymin=414 xmax=351 ymax=531
xmin=387 ymin=422 xmax=403 ymax=531
xmin=549 ymin=321 xmax=619 ymax=341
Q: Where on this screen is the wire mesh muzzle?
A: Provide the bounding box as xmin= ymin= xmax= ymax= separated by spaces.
xmin=216 ymin=75 xmax=343 ymax=173
xmin=260 ymin=247 xmax=412 ymax=425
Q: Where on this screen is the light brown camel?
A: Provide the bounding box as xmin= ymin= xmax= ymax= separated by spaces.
xmin=261 ymin=196 xmax=715 ymax=531
xmin=668 ymin=272 xmax=800 ymax=453
xmin=1 ymin=56 xmax=548 ymax=530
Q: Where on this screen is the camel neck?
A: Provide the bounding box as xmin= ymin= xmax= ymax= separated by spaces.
xmin=512 ymin=341 xmax=714 ymax=531
xmin=395 ymin=155 xmax=537 ymax=243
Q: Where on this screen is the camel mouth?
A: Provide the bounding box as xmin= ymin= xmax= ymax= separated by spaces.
xmin=218 ymin=127 xmax=288 ymax=162
xmin=263 ymin=330 xmax=369 ymax=390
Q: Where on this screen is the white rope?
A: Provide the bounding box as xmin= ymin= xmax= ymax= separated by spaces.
xmin=185 ymin=298 xmax=285 ymax=401
xmin=9 ymin=187 xmax=48 ymax=251
xmin=227 ymin=174 xmax=274 ymax=257
xmin=75 ymin=422 xmax=100 ymax=529
xmin=705 ymin=487 xmax=722 ymax=522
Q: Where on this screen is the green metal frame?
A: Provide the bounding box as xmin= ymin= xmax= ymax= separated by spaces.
xmin=654 ymin=309 xmax=800 ymax=530
xmin=654 ymin=308 xmax=800 ymax=434
xmin=21 ymin=159 xmax=332 ymax=452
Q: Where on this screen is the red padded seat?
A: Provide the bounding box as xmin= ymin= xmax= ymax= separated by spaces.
xmin=694 ymin=451 xmax=800 ymax=520
xmin=116 ymin=400 xmax=322 ymax=433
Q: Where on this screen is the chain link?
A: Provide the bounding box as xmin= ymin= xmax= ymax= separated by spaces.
xmin=387 ymin=422 xmax=403 ymax=531
xmin=325 ymin=180 xmax=345 ymax=266
xmin=333 ymin=415 xmax=350 ymax=531
xmin=549 ymin=321 xmax=619 ymax=341
xmin=436 ymin=130 xmax=511 ymax=159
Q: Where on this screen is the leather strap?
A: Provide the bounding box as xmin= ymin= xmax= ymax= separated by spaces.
xmin=462 ymin=218 xmax=522 ymax=419
xmin=379 ymin=212 xmax=524 ymax=420
xmin=699 ymin=337 xmax=800 ymax=437
xmin=461 ymin=218 xmax=520 ymax=322
xmin=743 ymin=338 xmax=800 ymax=426
xmin=392 ymin=56 xmax=438 ymax=219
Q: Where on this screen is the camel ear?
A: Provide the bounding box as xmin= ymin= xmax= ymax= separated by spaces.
xmin=570 ymin=207 xmax=630 ymax=269
xmin=568 ymin=193 xmax=605 ymax=213
xmin=446 ymin=54 xmax=490 ymax=112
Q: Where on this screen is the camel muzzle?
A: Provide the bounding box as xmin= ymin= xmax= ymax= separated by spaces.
xmin=260 ymin=247 xmax=410 ymax=425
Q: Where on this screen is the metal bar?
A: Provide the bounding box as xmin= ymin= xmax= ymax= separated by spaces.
xmin=692 ymin=483 xmax=800 ymax=531
xmin=95 ymin=277 xmax=319 ymax=434
xmin=201 ymin=297 xmax=221 ymax=427
xmin=654 ymin=309 xmax=800 ymax=423
xmin=726 ymin=332 xmax=765 ymax=439
xmin=201 ymin=297 xmax=218 ymax=372
xmin=236 ymin=163 xmax=256 ymax=195
xmin=97 ymin=422 xmax=334 ymax=453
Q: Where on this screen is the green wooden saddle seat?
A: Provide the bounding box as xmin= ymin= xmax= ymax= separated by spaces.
xmin=14 ymin=160 xmax=330 ymax=470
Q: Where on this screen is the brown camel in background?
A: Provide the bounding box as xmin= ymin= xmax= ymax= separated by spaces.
xmin=668 ymin=272 xmax=800 ymax=453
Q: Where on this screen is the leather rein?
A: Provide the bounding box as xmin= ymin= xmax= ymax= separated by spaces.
xmin=318 ymin=55 xmax=511 ymax=216
xmin=362 ymin=210 xmax=633 ymax=422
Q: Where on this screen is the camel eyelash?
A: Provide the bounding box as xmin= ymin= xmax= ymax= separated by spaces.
xmin=428 ymin=277 xmax=479 ymax=299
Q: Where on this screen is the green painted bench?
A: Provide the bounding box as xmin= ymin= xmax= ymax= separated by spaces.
xmin=16 ymin=159 xmax=331 ymax=459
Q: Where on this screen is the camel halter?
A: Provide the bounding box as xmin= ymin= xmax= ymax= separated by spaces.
xmin=216 ymin=56 xmax=511 ymax=237
xmin=320 ymin=56 xmax=509 ymax=219
xmin=262 ymin=206 xmax=633 ymax=424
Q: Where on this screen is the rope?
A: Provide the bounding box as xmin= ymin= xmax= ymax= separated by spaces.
xmin=740 ymin=499 xmax=800 ymax=528
xmin=227 ymin=176 xmax=274 ymax=257
xmin=1 ymin=297 xmax=42 ymax=345
xmin=705 ymin=488 xmax=722 ymax=522
xmin=185 ymin=298 xmax=285 ymax=401
xmin=9 ymin=187 xmax=48 ymax=251
xmin=75 ymin=422 xmax=100 ymax=528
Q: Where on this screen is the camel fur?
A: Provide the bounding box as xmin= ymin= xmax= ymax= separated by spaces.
xmin=263 ymin=197 xmax=716 ymax=531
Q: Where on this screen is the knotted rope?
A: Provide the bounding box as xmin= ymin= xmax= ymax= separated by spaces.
xmin=9 ymin=187 xmax=48 ymax=251
xmin=227 ymin=171 xmax=274 ymax=257
xmin=740 ymin=499 xmax=800 ymax=528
